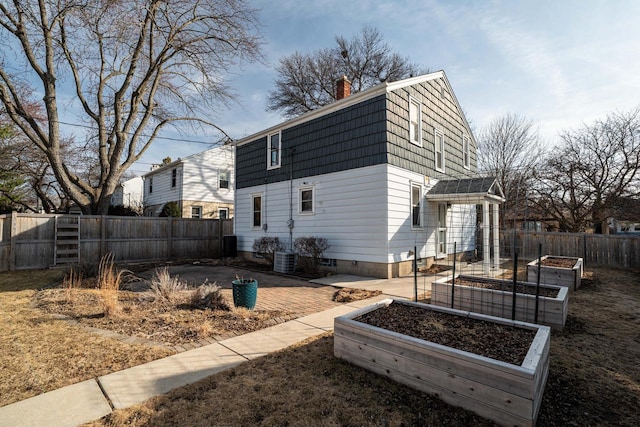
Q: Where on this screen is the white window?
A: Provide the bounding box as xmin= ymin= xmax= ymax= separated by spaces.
xmin=148 ymin=177 xmax=153 ymax=193
xmin=411 ymin=183 xmax=422 ymax=229
xmin=463 ymin=135 xmax=470 ymax=169
xmin=437 ymin=203 xmax=447 ymax=257
xmin=191 ymin=206 xmax=202 ymax=219
xmin=267 ymin=131 xmax=281 ymax=169
xmin=409 ymin=97 xmax=422 ymax=146
xmin=171 ymin=168 xmax=177 ymax=188
xmin=219 ymin=208 xmax=229 ymax=219
xmin=219 ymin=170 xmax=229 ymax=189
xmin=252 ymin=194 xmax=262 ymax=228
xmin=299 ymin=187 xmax=314 ymax=214
xmin=435 ymin=129 xmax=445 ymax=172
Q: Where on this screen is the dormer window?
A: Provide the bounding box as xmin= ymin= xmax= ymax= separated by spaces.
xmin=267 ymin=131 xmax=281 ymax=169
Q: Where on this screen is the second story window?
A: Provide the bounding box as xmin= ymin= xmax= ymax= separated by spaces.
xmin=409 ymin=97 xmax=422 ymax=146
xmin=171 ymin=168 xmax=177 ymax=188
xmin=435 ymin=129 xmax=445 ymax=172
xmin=463 ymin=135 xmax=470 ymax=169
xmin=219 ymin=170 xmax=229 ymax=189
xmin=267 ymin=131 xmax=281 ymax=169
xmin=149 ymin=177 xmax=153 ymax=194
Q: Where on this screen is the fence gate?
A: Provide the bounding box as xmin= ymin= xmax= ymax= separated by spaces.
xmin=54 ymin=216 xmax=80 ymax=265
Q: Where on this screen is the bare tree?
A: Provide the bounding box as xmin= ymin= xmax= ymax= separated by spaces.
xmin=268 ymin=26 xmax=423 ymax=118
xmin=0 ymin=0 xmax=262 ymax=214
xmin=531 ymin=108 xmax=640 ymax=233
xmin=477 ymin=114 xmax=545 ymax=227
xmin=529 ymin=147 xmax=593 ymax=232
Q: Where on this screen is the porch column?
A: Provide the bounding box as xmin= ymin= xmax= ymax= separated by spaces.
xmin=493 ymin=202 xmax=500 ymax=270
xmin=483 ymin=200 xmax=490 ymax=274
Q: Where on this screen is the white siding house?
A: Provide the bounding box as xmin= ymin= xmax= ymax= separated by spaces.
xmin=233 ymin=71 xmax=503 ymax=278
xmin=111 ymin=176 xmax=143 ymax=211
xmin=143 ymin=145 xmax=234 ymax=218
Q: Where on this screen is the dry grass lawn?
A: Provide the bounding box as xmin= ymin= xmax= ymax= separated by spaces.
xmin=86 ymin=267 xmax=639 ymax=427
xmin=0 ymin=269 xmax=174 ymax=407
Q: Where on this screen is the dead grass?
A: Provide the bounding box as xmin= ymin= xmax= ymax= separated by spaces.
xmin=332 ymin=287 xmax=382 ymax=303
xmin=147 ymin=267 xmax=188 ymax=306
xmin=87 ymin=267 xmax=640 ymax=426
xmin=0 ymin=270 xmax=174 ymax=407
xmin=98 ymin=253 xmax=128 ymax=316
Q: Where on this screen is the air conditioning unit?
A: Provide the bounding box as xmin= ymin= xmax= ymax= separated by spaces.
xmin=274 ymin=252 xmax=296 ymax=274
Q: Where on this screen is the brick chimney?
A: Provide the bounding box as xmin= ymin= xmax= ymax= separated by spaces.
xmin=336 ymin=75 xmax=351 ymax=100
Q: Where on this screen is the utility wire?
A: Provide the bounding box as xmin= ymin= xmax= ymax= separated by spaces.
xmin=53 ymin=120 xmax=224 ymax=146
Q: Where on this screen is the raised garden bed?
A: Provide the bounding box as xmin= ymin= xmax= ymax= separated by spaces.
xmin=527 ymin=256 xmax=583 ymax=291
xmin=431 ymin=275 xmax=568 ymax=330
xmin=334 ymin=299 xmax=550 ymax=427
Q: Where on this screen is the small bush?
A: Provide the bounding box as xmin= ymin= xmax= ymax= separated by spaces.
xmin=108 ymin=204 xmax=142 ymax=216
xmin=98 ymin=253 xmax=127 ymax=316
xmin=294 ymin=236 xmax=330 ymax=275
xmin=159 ymin=201 xmax=181 ymax=217
xmin=252 ymin=236 xmax=285 ymax=266
xmin=189 ymin=281 xmax=230 ymax=311
xmin=147 ymin=267 xmax=187 ymax=305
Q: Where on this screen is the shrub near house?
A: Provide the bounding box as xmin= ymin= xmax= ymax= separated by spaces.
xmin=294 ymin=237 xmax=329 ymax=275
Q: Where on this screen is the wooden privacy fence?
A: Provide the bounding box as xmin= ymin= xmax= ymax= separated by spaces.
xmin=499 ymin=230 xmax=640 ymax=268
xmin=0 ymin=212 xmax=234 ymax=271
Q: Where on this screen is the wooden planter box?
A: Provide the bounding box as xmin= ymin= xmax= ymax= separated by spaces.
xmin=527 ymin=256 xmax=583 ymax=291
xmin=431 ymin=275 xmax=568 ymax=330
xmin=334 ymin=299 xmax=550 ymax=427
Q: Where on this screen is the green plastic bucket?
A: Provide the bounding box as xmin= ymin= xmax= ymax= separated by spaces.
xmin=231 ymin=279 xmax=258 ymax=310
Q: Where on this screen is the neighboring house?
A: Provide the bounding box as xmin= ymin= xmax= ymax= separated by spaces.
xmin=111 ymin=176 xmax=144 ymax=210
xmin=143 ymin=145 xmax=234 ymax=219
xmin=233 ymin=71 xmax=504 ymax=278
xmin=609 ymin=197 xmax=640 ymax=235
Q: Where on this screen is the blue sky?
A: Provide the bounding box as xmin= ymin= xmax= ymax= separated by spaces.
xmin=131 ymin=0 xmax=640 ymax=174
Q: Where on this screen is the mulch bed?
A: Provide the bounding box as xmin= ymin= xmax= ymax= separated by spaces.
xmin=540 ymin=257 xmax=578 ymax=268
xmin=448 ymin=278 xmax=559 ymax=298
xmin=35 ymin=289 xmax=294 ymax=346
xmin=354 ymin=302 xmax=536 ymax=365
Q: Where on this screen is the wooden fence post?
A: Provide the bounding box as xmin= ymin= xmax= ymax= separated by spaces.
xmin=100 ymin=215 xmax=106 ymax=259
xmin=218 ymin=219 xmax=224 ymax=258
xmin=9 ymin=211 xmax=17 ymax=271
xmin=167 ymin=216 xmax=173 ymax=260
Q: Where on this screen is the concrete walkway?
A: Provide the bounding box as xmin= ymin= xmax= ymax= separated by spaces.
xmin=0 ymin=261 xmax=506 ymax=427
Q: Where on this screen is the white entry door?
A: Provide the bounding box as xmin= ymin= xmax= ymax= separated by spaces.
xmin=436 ymin=203 xmax=447 ymax=258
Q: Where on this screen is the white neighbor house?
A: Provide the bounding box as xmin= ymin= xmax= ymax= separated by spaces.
xmin=111 ymin=176 xmax=144 ymax=211
xmin=233 ymin=72 xmax=504 ymax=278
xmin=143 ymin=145 xmax=234 ymax=219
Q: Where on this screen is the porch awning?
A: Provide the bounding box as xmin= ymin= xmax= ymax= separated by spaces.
xmin=425 ymin=176 xmax=505 ymax=204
